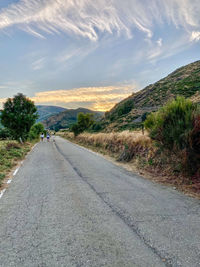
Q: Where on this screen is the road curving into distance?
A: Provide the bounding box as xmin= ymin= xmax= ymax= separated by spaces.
xmin=0 ymin=136 xmax=200 ymax=267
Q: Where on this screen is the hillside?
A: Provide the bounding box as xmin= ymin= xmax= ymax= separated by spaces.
xmin=103 ymin=60 xmax=200 ymax=131
xmin=42 ymin=108 xmax=103 ymax=130
xmin=36 ymin=105 xmax=67 ymax=122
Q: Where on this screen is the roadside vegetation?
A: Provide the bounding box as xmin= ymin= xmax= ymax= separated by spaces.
xmin=71 ymin=112 xmax=94 ymax=136
xmin=0 ymin=93 xmax=45 ymax=187
xmin=28 ymin=122 xmax=45 ymax=141
xmin=58 ymin=130 xmax=153 ymax=163
xmin=59 ymin=96 xmax=200 ymax=197
xmin=1 ymin=93 xmax=38 ymax=141
xmin=0 ymin=141 xmax=32 ymax=186
xmin=144 ymin=96 xmax=200 ymax=178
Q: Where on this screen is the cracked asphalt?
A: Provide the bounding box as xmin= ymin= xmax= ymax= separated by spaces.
xmin=0 ymin=136 xmax=200 ymax=267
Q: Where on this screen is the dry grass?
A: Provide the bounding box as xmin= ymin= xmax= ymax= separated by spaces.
xmin=0 ymin=140 xmax=32 ymax=187
xmin=58 ymin=130 xmax=200 ymax=198
xmin=190 ymin=91 xmax=200 ymax=104
xmin=59 ymin=130 xmax=153 ymax=161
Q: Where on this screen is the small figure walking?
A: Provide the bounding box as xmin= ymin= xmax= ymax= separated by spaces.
xmin=47 ymin=133 xmax=50 ymax=142
xmin=40 ymin=133 xmax=44 ymax=141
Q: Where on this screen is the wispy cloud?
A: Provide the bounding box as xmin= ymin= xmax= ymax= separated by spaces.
xmin=0 ymin=0 xmax=199 ymax=96
xmin=0 ymin=80 xmax=36 ymax=92
xmin=55 ymin=42 xmax=98 ymax=66
xmin=190 ymin=31 xmax=200 ymax=42
xmin=31 ymin=57 xmax=45 ymax=70
xmin=156 ymin=38 xmax=163 ymax=47
xmin=162 ymin=0 xmax=200 ymax=30
xmin=0 ymin=0 xmax=130 ymax=41
xmin=0 ymin=0 xmax=199 ymax=43
xmin=30 ymin=85 xmax=137 ymax=111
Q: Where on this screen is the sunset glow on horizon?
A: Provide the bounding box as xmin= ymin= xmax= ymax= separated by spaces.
xmin=0 ymin=85 xmax=137 ymax=112
xmin=0 ymin=0 xmax=199 ymax=111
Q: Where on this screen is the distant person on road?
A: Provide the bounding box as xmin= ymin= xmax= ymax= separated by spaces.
xmin=40 ymin=133 xmax=44 ymax=141
xmin=47 ymin=133 xmax=50 ymax=142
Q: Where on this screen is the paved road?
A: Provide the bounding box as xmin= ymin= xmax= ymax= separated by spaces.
xmin=0 ymin=136 xmax=200 ymax=267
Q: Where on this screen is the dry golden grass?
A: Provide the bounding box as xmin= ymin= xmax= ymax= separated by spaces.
xmin=80 ymin=130 xmax=150 ymax=148
xmin=190 ymin=91 xmax=200 ymax=104
xmin=59 ymin=130 xmax=153 ymax=161
xmin=58 ymin=130 xmax=200 ymax=198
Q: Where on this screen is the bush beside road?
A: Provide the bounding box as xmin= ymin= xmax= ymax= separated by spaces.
xmin=0 ymin=141 xmax=33 ymax=187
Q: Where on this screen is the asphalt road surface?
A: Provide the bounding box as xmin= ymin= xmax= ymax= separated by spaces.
xmin=0 ymin=136 xmax=200 ymax=267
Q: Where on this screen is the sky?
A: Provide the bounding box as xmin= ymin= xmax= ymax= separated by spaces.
xmin=0 ymin=0 xmax=199 ymax=111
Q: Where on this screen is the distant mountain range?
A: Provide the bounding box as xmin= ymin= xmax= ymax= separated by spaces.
xmin=42 ymin=108 xmax=103 ymax=130
xmin=102 ymin=60 xmax=200 ymax=131
xmin=0 ymin=105 xmax=66 ymax=128
xmin=2 ymin=60 xmax=200 ymax=132
xmin=0 ymin=105 xmax=102 ymax=131
xmin=36 ymin=105 xmax=67 ymax=122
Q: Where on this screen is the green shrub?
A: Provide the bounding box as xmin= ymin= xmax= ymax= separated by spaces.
xmin=71 ymin=124 xmax=82 ymax=137
xmin=116 ymin=100 xmax=134 ymax=117
xmin=107 ymin=99 xmax=134 ymax=122
xmin=8 ymin=149 xmax=23 ymax=158
xmin=89 ymin=122 xmax=102 ymax=132
xmin=117 ymin=100 xmax=134 ymax=116
xmin=28 ymin=122 xmax=45 ymax=140
xmin=144 ymin=96 xmax=197 ymax=150
xmin=71 ymin=113 xmax=94 ymax=137
xmin=0 ymin=128 xmax=11 ymax=139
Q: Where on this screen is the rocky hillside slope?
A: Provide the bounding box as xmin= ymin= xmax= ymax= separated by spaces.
xmin=103 ymin=60 xmax=200 ymax=131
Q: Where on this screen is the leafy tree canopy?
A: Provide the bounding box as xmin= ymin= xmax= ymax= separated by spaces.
xmin=77 ymin=112 xmax=94 ymax=131
xmin=0 ymin=93 xmax=38 ymax=141
xmin=71 ymin=112 xmax=94 ymax=136
xmin=28 ymin=122 xmax=45 ymax=141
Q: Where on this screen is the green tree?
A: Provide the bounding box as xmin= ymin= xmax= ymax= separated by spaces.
xmin=28 ymin=123 xmax=45 ymax=140
xmin=71 ymin=113 xmax=94 ymax=136
xmin=89 ymin=122 xmax=102 ymax=132
xmin=0 ymin=93 xmax=38 ymax=141
xmin=71 ymin=123 xmax=82 ymax=137
xmin=77 ymin=113 xmax=94 ymax=131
